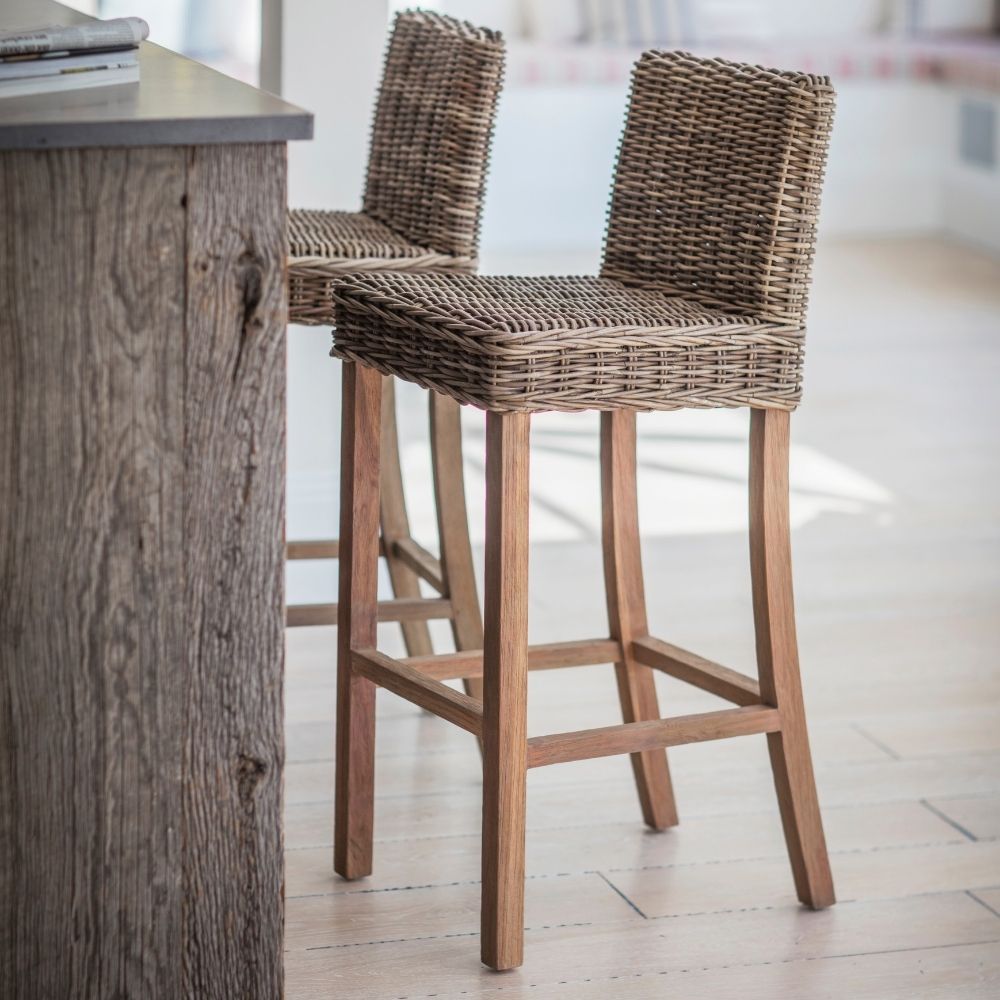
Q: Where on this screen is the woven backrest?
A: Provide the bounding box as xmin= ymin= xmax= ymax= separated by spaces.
xmin=601 ymin=51 xmax=835 ymax=324
xmin=362 ymin=10 xmax=505 ymax=260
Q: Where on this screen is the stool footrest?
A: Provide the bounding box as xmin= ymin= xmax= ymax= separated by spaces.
xmin=401 ymin=638 xmax=623 ymax=680
xmin=353 ymin=648 xmax=482 ymax=735
xmin=632 ymin=635 xmax=761 ymax=706
xmin=287 ymin=597 xmax=453 ymax=628
xmin=287 ymin=537 xmax=389 ymax=560
xmin=527 ymin=705 xmax=781 ymax=768
xmin=287 ymin=538 xmax=341 ymax=560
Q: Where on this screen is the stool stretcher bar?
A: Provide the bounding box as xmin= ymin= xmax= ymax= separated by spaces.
xmin=399 ymin=636 xmax=761 ymax=712
xmin=632 ymin=636 xmax=761 ymax=706
xmin=286 ymin=536 xmax=444 ymax=589
xmin=353 ymin=648 xmax=482 ymax=735
xmin=287 ymin=538 xmax=388 ymax=560
xmin=526 ymin=705 xmax=782 ymax=768
xmin=351 ymin=643 xmax=780 ymax=768
xmin=401 ymin=638 xmax=624 ymax=681
xmin=287 ymin=596 xmax=453 ymax=628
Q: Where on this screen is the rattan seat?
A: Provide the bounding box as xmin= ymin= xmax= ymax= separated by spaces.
xmin=334 ymin=273 xmax=804 ymax=412
xmin=288 ymin=210 xmax=471 ymax=325
xmin=289 ymin=209 xmax=436 ymax=261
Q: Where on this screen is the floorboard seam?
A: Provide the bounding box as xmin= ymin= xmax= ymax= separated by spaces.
xmin=595 ymin=872 xmax=648 ymax=919
xmin=966 ymin=890 xmax=1000 ymax=920
xmin=283 ymin=783 xmax=1000 ymax=822
xmin=294 ymin=921 xmax=595 ymax=953
xmin=375 ymin=937 xmax=1000 ymax=999
xmin=285 ymin=836 xmax=974 ymax=899
xmin=920 ymin=799 xmax=979 ymax=841
xmin=850 ymin=723 xmax=902 ymax=760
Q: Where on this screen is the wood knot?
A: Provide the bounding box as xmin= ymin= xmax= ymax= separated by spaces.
xmin=236 ymin=753 xmax=269 ymax=801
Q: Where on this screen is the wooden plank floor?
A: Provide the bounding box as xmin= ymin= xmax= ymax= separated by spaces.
xmin=284 ymin=238 xmax=1000 ymax=998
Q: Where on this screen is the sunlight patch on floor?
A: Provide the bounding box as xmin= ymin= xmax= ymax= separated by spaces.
xmin=398 ymin=407 xmax=893 ymax=548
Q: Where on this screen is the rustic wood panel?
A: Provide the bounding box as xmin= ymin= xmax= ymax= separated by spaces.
xmin=0 ymin=142 xmax=286 ymax=999
xmin=180 ymin=142 xmax=287 ymax=999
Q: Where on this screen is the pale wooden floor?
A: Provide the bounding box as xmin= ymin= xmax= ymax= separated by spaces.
xmin=284 ymin=238 xmax=1000 ymax=999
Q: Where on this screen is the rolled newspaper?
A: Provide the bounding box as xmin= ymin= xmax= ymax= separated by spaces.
xmin=0 ymin=17 xmax=150 ymax=58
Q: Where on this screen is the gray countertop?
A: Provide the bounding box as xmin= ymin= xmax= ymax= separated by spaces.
xmin=0 ymin=0 xmax=312 ymax=149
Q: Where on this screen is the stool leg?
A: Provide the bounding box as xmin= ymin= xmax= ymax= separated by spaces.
xmin=379 ymin=376 xmax=435 ymax=658
xmin=430 ymin=391 xmax=485 ymax=702
xmin=601 ymin=411 xmax=679 ymax=830
xmin=481 ymin=411 xmax=530 ymax=971
xmin=334 ymin=362 xmax=382 ymax=880
xmin=749 ymin=408 xmax=835 ymax=909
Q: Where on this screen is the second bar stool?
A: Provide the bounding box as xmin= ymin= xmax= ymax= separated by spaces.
xmin=332 ymin=50 xmax=837 ymax=970
xmin=285 ymin=11 xmax=505 ymax=683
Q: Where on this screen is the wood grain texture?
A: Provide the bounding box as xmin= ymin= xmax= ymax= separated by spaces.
xmin=402 ymin=638 xmax=623 ymax=680
xmin=430 ymin=391 xmax=485 ymax=702
xmin=392 ymin=536 xmax=445 ymax=592
xmin=601 ymin=410 xmax=678 ymax=829
xmin=287 ymin=596 xmax=452 ymax=627
xmin=334 ymin=361 xmax=383 ymax=881
xmin=527 ymin=706 xmax=781 ymax=768
xmin=353 ymin=649 xmax=482 ymax=734
xmin=749 ymin=407 xmax=835 ymax=909
xmin=0 ymin=142 xmax=286 ymax=999
xmin=480 ymin=411 xmax=531 ymax=971
xmin=632 ymin=635 xmax=761 ymax=706
xmin=379 ymin=376 xmax=436 ymax=657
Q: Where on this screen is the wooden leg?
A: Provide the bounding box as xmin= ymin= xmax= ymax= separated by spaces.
xmin=749 ymin=408 xmax=835 ymax=909
xmin=379 ymin=376 xmax=435 ymax=658
xmin=480 ymin=411 xmax=530 ymax=971
xmin=334 ymin=362 xmax=382 ymax=880
xmin=600 ymin=411 xmax=679 ymax=830
xmin=430 ymin=391 xmax=485 ymax=702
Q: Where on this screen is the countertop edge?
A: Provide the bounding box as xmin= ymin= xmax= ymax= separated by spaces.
xmin=0 ymin=114 xmax=314 ymax=151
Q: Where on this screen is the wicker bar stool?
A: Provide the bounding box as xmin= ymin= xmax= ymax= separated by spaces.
xmin=285 ymin=11 xmax=504 ymax=683
xmin=332 ymin=51 xmax=837 ymax=970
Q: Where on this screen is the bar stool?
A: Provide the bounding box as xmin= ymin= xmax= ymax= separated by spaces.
xmin=331 ymin=51 xmax=837 ymax=970
xmin=285 ymin=11 xmax=505 ymax=686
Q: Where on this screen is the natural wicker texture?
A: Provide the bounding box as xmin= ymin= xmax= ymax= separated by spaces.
xmin=288 ymin=11 xmax=505 ymax=326
xmin=288 ymin=210 xmax=472 ymax=325
xmin=603 ymin=52 xmax=835 ymax=325
xmin=334 ymin=273 xmax=804 ymax=411
xmin=333 ymin=51 xmax=834 ymax=412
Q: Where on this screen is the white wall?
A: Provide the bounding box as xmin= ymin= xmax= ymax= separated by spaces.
xmin=272 ymin=0 xmax=389 ymax=597
xmin=279 ymin=0 xmax=389 ymax=207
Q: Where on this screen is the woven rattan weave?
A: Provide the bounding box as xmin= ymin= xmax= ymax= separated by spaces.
xmin=333 ymin=51 xmax=835 ymax=411
xmin=288 ymin=11 xmax=504 ymax=325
